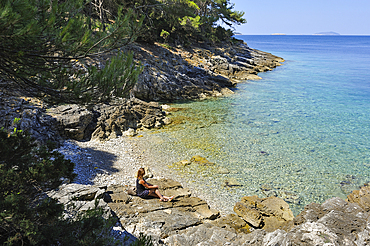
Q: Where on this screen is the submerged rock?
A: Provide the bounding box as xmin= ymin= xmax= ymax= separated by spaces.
xmin=190 ymin=155 xmax=215 ymax=166
xmin=339 ymin=174 xmax=362 ymax=195
xmin=224 ymin=178 xmax=242 ymax=188
xmin=260 ymin=184 xmax=302 ymax=205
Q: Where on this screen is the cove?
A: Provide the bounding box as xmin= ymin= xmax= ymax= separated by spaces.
xmin=138 ymin=35 xmax=370 ymax=215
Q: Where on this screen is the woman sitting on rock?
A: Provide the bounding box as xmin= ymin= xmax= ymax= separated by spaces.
xmin=136 ymin=167 xmax=174 ymax=202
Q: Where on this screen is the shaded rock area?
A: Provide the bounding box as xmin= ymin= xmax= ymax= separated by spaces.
xmin=130 ymin=41 xmax=284 ymax=101
xmin=47 ymin=183 xmax=111 ymax=219
xmin=48 ymin=104 xmax=94 ymax=140
xmin=1 ymin=95 xmax=169 ymax=143
xmin=47 ymin=97 xmax=170 ymax=141
xmin=90 ymin=98 xmax=170 ymax=141
xmin=1 ymin=40 xmax=283 ymax=144
xmin=0 ymin=95 xmax=60 ymax=144
xmin=46 ymin=183 xmax=137 ymax=245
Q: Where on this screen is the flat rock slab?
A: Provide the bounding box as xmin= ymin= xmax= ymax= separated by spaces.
xmin=164 ymin=224 xmax=254 ymax=246
xmin=106 ymin=179 xmax=220 ymax=242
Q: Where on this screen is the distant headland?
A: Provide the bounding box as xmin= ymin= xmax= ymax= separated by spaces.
xmin=313 ymin=31 xmax=340 ymax=35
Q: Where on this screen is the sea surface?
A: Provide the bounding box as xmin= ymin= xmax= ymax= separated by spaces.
xmin=139 ymin=35 xmax=370 ymax=215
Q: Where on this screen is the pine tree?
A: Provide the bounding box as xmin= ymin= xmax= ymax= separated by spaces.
xmin=0 ymin=127 xmax=74 ymax=244
xmin=120 ymin=0 xmax=245 ymax=44
xmin=0 ymin=0 xmax=143 ymax=103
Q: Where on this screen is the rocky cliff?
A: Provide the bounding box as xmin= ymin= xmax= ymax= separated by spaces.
xmin=130 ymin=41 xmax=284 ymax=101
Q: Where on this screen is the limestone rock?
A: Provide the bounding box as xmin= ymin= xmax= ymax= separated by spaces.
xmin=47 ymin=183 xmax=106 ymax=203
xmin=122 ymin=128 xmax=137 ymax=137
xmin=164 ymin=224 xmax=254 ymax=246
xmin=234 ymin=195 xmax=294 ymax=231
xmin=91 ymin=98 xmax=167 ymax=141
xmin=48 ymin=104 xmax=93 ymax=140
xmin=193 ymin=204 xmax=220 ymax=220
xmin=105 ymin=185 xmax=132 ymax=204
xmin=280 ymin=197 xmax=369 ymax=245
xmin=347 ymin=184 xmax=370 ymax=211
xmin=176 ymin=160 xmax=192 ymax=167
xmin=234 ymin=201 xmax=263 ymax=227
xmin=0 ymin=96 xmax=60 ymax=144
xmin=224 ymin=178 xmax=242 ymax=187
xmin=209 ymin=213 xmax=250 ymax=233
xmin=46 ymin=183 xmax=112 ymax=219
xmin=106 ymin=179 xmax=221 ymax=244
xmin=130 ymin=42 xmax=283 ymax=102
xmin=241 ymin=197 xmax=370 ymax=245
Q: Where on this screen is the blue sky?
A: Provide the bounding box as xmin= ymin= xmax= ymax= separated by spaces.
xmin=230 ymin=0 xmax=370 ymax=35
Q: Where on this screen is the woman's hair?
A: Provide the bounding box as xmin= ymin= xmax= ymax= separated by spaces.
xmin=137 ymin=167 xmax=145 ymax=180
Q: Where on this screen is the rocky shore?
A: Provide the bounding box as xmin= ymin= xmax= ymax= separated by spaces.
xmin=3 ymin=40 xmax=370 ymax=245
xmin=130 ymin=40 xmax=284 ymax=101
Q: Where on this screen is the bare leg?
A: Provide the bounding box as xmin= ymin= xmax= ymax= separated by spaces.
xmin=148 ymin=188 xmax=167 ymax=201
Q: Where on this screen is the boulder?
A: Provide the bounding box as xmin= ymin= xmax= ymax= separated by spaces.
xmin=241 ymin=196 xmax=370 ymax=245
xmin=209 ymin=213 xmax=250 ymax=233
xmin=234 ymin=195 xmax=294 ymax=231
xmin=91 ymin=98 xmax=167 ymax=141
xmin=47 ymin=183 xmax=112 ymax=219
xmin=347 ymin=183 xmax=370 ymax=211
xmin=48 ymin=104 xmax=93 ymax=140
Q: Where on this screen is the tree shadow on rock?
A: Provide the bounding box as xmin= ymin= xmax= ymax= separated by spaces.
xmin=59 ymin=140 xmax=120 ymax=185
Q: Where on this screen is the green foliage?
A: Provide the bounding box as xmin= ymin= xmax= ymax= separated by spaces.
xmin=131 ymin=233 xmax=154 ymax=246
xmin=40 ymin=206 xmax=119 ymax=246
xmin=160 ymin=29 xmax=170 ymax=41
xmin=67 ymin=51 xmax=143 ymax=103
xmin=0 ymin=128 xmax=75 ymax=245
xmin=121 ymin=0 xmax=245 ymax=44
xmin=0 ymin=128 xmax=124 ymax=245
xmin=0 ymin=0 xmax=143 ymax=103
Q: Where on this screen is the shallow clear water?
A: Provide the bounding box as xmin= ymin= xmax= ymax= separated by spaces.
xmin=142 ymin=36 xmax=370 ymax=215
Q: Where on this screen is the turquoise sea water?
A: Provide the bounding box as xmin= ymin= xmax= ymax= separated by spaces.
xmin=143 ymin=35 xmax=370 ymax=215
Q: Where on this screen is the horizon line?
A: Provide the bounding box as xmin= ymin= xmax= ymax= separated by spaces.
xmin=234 ymin=33 xmax=370 ymax=36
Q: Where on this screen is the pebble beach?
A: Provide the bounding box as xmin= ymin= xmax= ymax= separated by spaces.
xmin=58 ymin=135 xmax=233 ymax=215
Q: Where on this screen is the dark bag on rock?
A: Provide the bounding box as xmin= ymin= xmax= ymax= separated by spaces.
xmin=127 ymin=186 xmax=137 ymax=196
